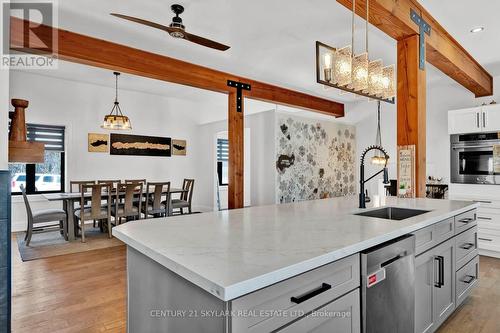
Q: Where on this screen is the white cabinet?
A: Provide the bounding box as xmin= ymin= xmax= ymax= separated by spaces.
xmin=448 ymin=108 xmax=481 ymax=134
xmin=449 ymin=105 xmax=500 ymax=134
xmin=482 ymin=104 xmax=500 ymax=132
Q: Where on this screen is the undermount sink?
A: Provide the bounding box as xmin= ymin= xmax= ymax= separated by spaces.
xmin=355 ymin=207 xmax=430 ymax=221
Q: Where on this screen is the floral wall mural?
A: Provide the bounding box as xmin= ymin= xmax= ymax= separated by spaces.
xmin=276 ymin=115 xmax=357 ymax=204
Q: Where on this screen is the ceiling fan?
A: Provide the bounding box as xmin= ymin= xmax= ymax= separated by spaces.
xmin=111 ymin=4 xmax=230 ymax=51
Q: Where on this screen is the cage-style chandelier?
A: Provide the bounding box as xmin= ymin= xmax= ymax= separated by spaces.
xmin=316 ymin=0 xmax=396 ymax=103
xmin=101 ymin=72 xmax=132 ymax=130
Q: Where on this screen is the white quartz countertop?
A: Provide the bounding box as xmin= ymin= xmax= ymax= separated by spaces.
xmin=113 ymin=196 xmax=477 ymax=301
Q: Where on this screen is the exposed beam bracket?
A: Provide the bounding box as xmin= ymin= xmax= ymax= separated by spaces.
xmin=227 ymin=80 xmax=251 ymax=113
xmin=410 ymin=9 xmax=431 ymax=70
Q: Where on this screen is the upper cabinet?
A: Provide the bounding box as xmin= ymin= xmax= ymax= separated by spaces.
xmin=449 ymin=105 xmax=500 ymax=134
xmin=482 ymin=104 xmax=500 ymax=132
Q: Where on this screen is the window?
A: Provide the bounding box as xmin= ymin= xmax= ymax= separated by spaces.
xmin=217 ymin=138 xmax=228 ymax=186
xmin=9 ymin=124 xmax=65 ymax=194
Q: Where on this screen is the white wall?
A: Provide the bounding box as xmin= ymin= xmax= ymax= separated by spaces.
xmin=9 ymin=71 xmax=204 ymax=231
xmin=353 ymin=101 xmax=397 ymax=196
xmin=353 ymin=72 xmax=500 ymax=197
xmin=196 ymin=110 xmax=276 ymax=210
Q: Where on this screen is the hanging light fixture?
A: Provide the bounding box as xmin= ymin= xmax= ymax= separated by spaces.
xmin=371 ymin=101 xmax=388 ymax=165
xmin=315 ymin=0 xmax=396 ymax=103
xmin=101 ymin=72 xmax=132 ymax=130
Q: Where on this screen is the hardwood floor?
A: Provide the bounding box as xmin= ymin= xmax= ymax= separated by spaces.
xmin=11 ymin=238 xmax=500 ymax=332
xmin=12 ymin=239 xmax=126 ymax=333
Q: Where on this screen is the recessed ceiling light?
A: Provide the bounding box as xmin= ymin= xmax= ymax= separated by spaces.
xmin=470 ymin=27 xmax=484 ymax=33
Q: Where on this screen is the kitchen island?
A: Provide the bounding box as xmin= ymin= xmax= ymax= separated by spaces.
xmin=113 ymin=196 xmax=479 ymax=333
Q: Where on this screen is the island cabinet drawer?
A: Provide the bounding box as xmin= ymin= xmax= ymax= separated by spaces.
xmin=455 ymin=226 xmax=478 ymax=270
xmin=455 ymin=255 xmax=479 ymax=308
xmin=230 ymin=254 xmax=360 ymax=333
xmin=413 ymin=218 xmax=454 ymax=256
xmin=275 ymin=288 xmax=360 ymax=333
xmin=454 ymin=209 xmax=477 ymax=235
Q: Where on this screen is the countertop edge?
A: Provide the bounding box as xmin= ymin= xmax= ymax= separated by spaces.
xmin=113 ymin=202 xmax=479 ymax=302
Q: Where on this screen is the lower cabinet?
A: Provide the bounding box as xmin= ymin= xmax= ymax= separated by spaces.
xmin=414 ymin=211 xmax=478 ymax=333
xmin=276 ymin=289 xmax=360 ymax=333
xmin=414 ymin=238 xmax=455 ymax=333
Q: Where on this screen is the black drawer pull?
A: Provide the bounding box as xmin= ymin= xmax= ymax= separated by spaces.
xmin=461 ymin=275 xmax=475 ymax=284
xmin=434 ymin=256 xmax=444 ymax=288
xmin=473 ymin=200 xmax=492 ymax=204
xmin=290 ymin=283 xmax=331 ymax=304
xmin=458 ymin=218 xmax=473 ymax=224
xmin=478 ymin=216 xmax=492 ymax=221
xmin=479 ymin=237 xmax=493 ymax=242
xmin=459 ymin=243 xmax=475 ymax=250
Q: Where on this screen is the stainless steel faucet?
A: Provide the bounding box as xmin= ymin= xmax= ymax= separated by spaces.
xmin=359 ymin=145 xmax=390 ymax=209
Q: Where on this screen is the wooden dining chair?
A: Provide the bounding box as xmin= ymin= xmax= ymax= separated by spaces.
xmin=69 ymin=180 xmax=95 ymax=193
xmin=20 ymin=184 xmax=68 ymax=246
xmin=74 ymin=184 xmax=112 ymax=242
xmin=98 ymin=180 xmax=121 ymax=191
xmin=171 ymin=179 xmax=194 ymax=215
xmin=124 ymin=179 xmax=146 ymax=185
xmin=142 ymin=182 xmax=170 ymax=218
xmin=112 ymin=182 xmax=143 ymax=224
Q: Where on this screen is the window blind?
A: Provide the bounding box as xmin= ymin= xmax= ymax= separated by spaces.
xmin=8 ymin=123 xmax=65 ymax=151
xmin=217 ymin=138 xmax=228 ymax=162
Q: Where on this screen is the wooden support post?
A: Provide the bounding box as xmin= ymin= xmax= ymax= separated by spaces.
xmin=397 ymin=35 xmax=426 ymax=197
xmin=228 ymin=92 xmax=244 ymax=209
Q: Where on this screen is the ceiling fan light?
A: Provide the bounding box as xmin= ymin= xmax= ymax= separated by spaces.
xmin=352 ymin=52 xmax=369 ymax=92
xmin=334 ymin=45 xmax=352 ymax=87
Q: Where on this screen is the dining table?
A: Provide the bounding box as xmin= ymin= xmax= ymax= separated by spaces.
xmin=43 ymin=187 xmax=188 ymax=241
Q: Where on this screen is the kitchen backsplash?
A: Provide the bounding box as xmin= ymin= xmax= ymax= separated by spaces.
xmin=276 ymin=115 xmax=357 ymax=204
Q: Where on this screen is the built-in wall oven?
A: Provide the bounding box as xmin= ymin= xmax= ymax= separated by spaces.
xmin=451 ymin=132 xmax=500 ymax=184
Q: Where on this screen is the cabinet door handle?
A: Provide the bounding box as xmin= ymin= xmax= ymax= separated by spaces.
xmin=461 ymin=275 xmax=475 ymax=284
xmin=477 ymin=112 xmax=480 ymax=128
xmin=483 ymin=112 xmax=486 ymax=128
xmin=478 ymin=216 xmax=492 ymax=221
xmin=479 ymin=237 xmax=493 ymax=242
xmin=290 ymin=283 xmax=331 ymax=304
xmin=434 ymin=256 xmax=444 ymax=288
xmin=459 ymin=243 xmax=475 ymax=250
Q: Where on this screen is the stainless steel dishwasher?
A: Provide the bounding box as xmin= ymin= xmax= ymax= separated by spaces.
xmin=361 ymin=235 xmax=415 ymax=333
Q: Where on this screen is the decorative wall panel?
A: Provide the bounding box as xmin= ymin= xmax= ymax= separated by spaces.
xmin=276 ymin=115 xmax=356 ymax=204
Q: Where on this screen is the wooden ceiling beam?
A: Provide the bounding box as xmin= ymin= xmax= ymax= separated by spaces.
xmin=10 ymin=16 xmax=344 ymax=117
xmin=336 ymin=0 xmax=493 ymax=97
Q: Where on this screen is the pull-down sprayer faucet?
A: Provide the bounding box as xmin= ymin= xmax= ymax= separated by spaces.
xmin=359 ymin=145 xmax=390 ymax=208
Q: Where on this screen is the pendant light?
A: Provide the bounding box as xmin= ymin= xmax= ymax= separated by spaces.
xmin=315 ymin=0 xmax=396 ymax=103
xmin=371 ymin=101 xmax=388 ymax=165
xmin=101 ymin=72 xmax=132 ymax=130
xmin=352 ymin=0 xmax=369 ymax=92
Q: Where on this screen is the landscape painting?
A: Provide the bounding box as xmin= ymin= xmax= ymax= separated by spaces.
xmin=172 ymin=139 xmax=187 ymax=156
xmin=110 ymin=134 xmax=171 ymax=157
xmin=88 ymin=133 xmax=109 ymax=152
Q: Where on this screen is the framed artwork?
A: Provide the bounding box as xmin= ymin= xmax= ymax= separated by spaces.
xmin=397 ymin=145 xmax=416 ymax=198
xmin=88 ymin=133 xmax=109 ymax=152
xmin=110 ymin=133 xmax=171 ymax=157
xmin=172 ymin=139 xmax=187 ymax=156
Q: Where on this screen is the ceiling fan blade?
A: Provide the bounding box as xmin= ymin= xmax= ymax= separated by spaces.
xmin=183 ymin=32 xmax=230 ymax=51
xmin=110 ymin=13 xmax=174 ymax=33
